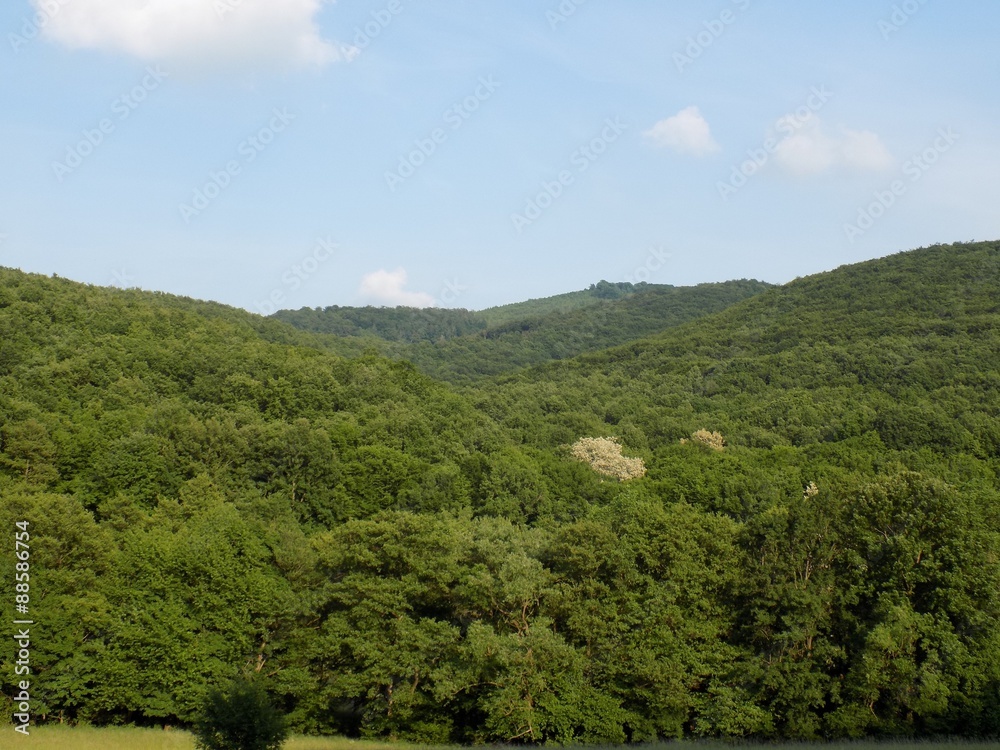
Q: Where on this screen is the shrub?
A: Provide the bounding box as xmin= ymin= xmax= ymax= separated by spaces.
xmin=194 ymin=679 xmax=287 ymax=750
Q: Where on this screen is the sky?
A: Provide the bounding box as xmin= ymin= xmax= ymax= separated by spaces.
xmin=2 ymin=0 xmax=999 ymax=314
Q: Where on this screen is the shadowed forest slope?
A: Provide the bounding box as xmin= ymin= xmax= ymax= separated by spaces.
xmin=276 ymin=279 xmax=772 ymax=383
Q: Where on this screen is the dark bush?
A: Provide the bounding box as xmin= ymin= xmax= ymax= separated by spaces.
xmin=194 ymin=679 xmax=287 ymax=750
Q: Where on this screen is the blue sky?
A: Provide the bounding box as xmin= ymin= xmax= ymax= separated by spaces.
xmin=2 ymin=0 xmax=998 ymax=313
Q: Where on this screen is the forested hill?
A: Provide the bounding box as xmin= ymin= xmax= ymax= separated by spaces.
xmin=0 ymin=269 xmax=565 ymax=523
xmin=477 ymin=241 xmax=1000 ymax=456
xmin=273 ymin=279 xmax=656 ymax=342
xmin=275 ymin=279 xmax=772 ymax=384
xmin=272 ymin=304 xmax=488 ymax=343
xmin=1 ymin=242 xmax=999 ymax=743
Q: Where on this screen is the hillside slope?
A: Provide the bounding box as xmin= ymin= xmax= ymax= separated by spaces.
xmin=1 ymin=245 xmax=998 ymax=742
xmin=0 ymin=269 xmax=605 ymax=525
xmin=273 ymin=280 xmax=655 ymax=342
xmin=476 ymin=279 xmax=647 ymax=326
xmin=277 ymin=279 xmax=772 ymax=384
xmin=478 ymin=241 xmax=1000 ymax=459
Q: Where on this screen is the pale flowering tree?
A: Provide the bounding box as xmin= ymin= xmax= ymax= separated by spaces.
xmin=681 ymin=429 xmax=726 ymax=451
xmin=569 ymin=437 xmax=646 ymax=481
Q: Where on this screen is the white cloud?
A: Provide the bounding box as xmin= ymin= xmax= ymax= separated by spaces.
xmin=773 ymin=115 xmax=891 ymax=176
xmin=358 ymin=268 xmax=435 ymax=308
xmin=773 ymin=116 xmax=837 ymax=176
xmin=643 ymin=106 xmax=720 ymax=157
xmin=32 ymin=0 xmax=353 ymax=73
xmin=840 ymin=128 xmax=893 ymax=172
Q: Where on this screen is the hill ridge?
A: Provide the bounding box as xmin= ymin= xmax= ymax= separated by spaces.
xmin=2 ymin=241 xmax=999 ymax=742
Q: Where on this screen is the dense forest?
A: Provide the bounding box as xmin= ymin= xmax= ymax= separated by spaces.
xmin=1 ymin=241 xmax=999 ymax=743
xmin=273 ymin=279 xmax=658 ymax=343
xmin=276 ymin=280 xmax=771 ymax=384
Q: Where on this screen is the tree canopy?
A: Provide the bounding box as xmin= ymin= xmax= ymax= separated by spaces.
xmin=1 ymin=241 xmax=999 ymax=741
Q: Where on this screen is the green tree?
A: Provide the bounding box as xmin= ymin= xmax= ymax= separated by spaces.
xmin=195 ymin=678 xmax=287 ymax=750
xmin=0 ymin=491 xmax=114 ymax=723
xmin=831 ymin=472 xmax=1000 ymax=736
xmin=95 ymin=486 xmax=290 ymax=724
xmin=0 ymin=418 xmax=58 ymax=485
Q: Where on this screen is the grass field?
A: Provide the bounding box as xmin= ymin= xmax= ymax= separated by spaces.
xmin=5 ymin=725 xmax=398 ymax=750
xmin=5 ymin=726 xmax=1000 ymax=750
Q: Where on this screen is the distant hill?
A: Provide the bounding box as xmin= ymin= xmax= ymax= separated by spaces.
xmin=272 ymin=280 xmax=656 ymax=343
xmin=271 ymin=304 xmax=488 ymax=343
xmin=275 ymin=279 xmax=773 ymax=383
xmin=477 ymin=241 xmax=1000 ymax=472
xmin=476 ymin=279 xmax=645 ymax=326
xmin=391 ymin=279 xmax=772 ymax=383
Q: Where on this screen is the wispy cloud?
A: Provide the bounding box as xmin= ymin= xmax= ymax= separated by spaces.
xmin=33 ymin=0 xmax=352 ymax=73
xmin=358 ymin=268 xmax=435 ymax=308
xmin=643 ymin=106 xmax=720 ymax=157
xmin=774 ymin=115 xmax=892 ymax=176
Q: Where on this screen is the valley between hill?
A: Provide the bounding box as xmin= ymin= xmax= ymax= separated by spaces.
xmin=1 ymin=241 xmax=998 ymax=742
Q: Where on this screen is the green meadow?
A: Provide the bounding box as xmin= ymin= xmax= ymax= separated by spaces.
xmin=9 ymin=726 xmax=393 ymax=750
xmin=8 ymin=726 xmax=1000 ymax=750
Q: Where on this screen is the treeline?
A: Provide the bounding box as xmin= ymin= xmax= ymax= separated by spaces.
xmin=268 ymin=280 xmax=650 ymax=344
xmin=271 ymin=280 xmax=665 ymax=345
xmin=478 ymin=279 xmax=643 ymax=325
xmin=4 ymin=472 xmax=997 ymax=742
xmin=279 ymin=280 xmax=771 ymax=384
xmin=0 ymin=243 xmax=998 ymax=742
xmin=272 ymin=305 xmax=489 ymax=344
